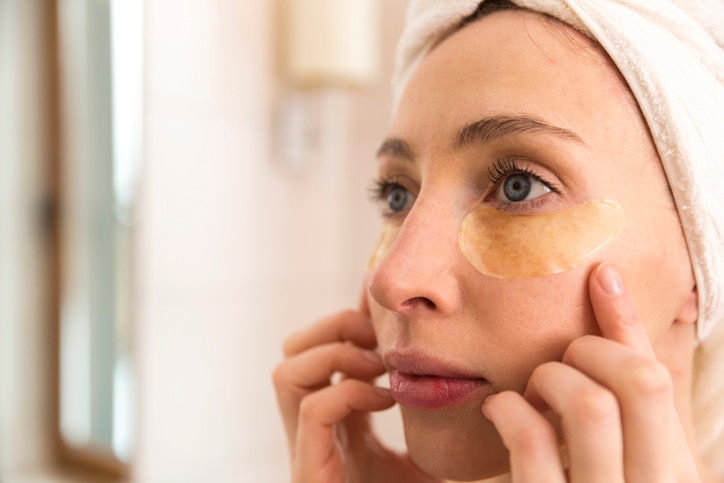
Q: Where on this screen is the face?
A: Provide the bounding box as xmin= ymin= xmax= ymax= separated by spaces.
xmin=366 ymin=10 xmax=695 ymax=482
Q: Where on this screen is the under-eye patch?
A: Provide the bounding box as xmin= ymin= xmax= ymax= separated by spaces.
xmin=458 ymin=199 xmax=624 ymax=278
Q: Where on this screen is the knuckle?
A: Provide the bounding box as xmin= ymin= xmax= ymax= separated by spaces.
xmin=335 ymin=377 xmax=360 ymax=394
xmin=271 ymin=361 xmax=292 ymax=389
xmin=508 ymin=424 xmax=553 ymax=454
xmin=334 ymin=309 xmax=358 ymax=332
xmin=338 ymin=308 xmax=356 ymax=320
xmin=297 ymin=393 xmax=321 ymax=421
xmin=327 ymin=343 xmax=348 ymax=365
xmin=316 ymin=344 xmax=348 ymax=375
xmin=571 ymin=386 xmax=618 ymax=425
xmin=625 ymin=359 xmax=672 ymax=399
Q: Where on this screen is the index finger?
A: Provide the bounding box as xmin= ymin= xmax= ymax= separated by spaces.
xmin=283 ymin=309 xmax=377 ymax=357
xmin=588 ymin=262 xmax=655 ymax=358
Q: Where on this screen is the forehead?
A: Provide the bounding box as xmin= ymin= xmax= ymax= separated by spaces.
xmin=392 ymin=9 xmax=640 ymax=152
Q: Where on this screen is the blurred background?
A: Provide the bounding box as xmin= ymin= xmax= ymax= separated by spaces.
xmin=0 ymin=0 xmax=409 ymax=481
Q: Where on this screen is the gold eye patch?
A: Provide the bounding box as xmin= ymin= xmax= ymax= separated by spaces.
xmin=458 ymin=199 xmax=624 ymax=278
xmin=366 ymin=222 xmax=401 ymax=273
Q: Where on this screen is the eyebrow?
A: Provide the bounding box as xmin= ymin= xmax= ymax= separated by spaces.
xmin=376 ymin=138 xmax=414 ymax=161
xmin=376 ymin=114 xmax=585 ymax=162
xmin=455 ymin=114 xmax=585 ymax=148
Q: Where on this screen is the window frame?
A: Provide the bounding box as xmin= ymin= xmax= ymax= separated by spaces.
xmin=48 ymin=1 xmax=130 ymax=479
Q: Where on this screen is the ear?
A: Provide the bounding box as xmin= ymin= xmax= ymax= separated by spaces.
xmin=675 ymin=284 xmax=698 ymax=325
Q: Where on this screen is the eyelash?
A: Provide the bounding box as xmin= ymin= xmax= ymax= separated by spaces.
xmin=370 ymin=177 xmax=392 ymax=200
xmin=486 ymin=156 xmax=560 ymax=211
xmin=369 ymin=178 xmax=400 ymax=200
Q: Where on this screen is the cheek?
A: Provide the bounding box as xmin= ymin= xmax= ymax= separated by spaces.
xmin=611 ymin=208 xmax=694 ymax=342
xmin=467 ymin=272 xmax=597 ymax=390
xmin=451 ymin=198 xmax=621 ymax=390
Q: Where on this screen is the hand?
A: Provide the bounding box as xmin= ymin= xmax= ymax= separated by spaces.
xmin=273 ymin=300 xmax=439 ymax=483
xmin=481 ymin=262 xmax=703 ymax=482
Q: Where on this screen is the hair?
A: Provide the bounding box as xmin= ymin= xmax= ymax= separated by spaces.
xmin=460 ymin=0 xmax=522 ymax=25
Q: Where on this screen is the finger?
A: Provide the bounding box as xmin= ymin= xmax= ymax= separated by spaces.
xmin=563 ymin=336 xmax=675 ymax=481
xmin=283 ymin=310 xmax=377 ymax=357
xmin=359 ymin=277 xmax=371 ymax=316
xmin=524 ymin=362 xmax=624 ymax=483
xmin=482 ymin=391 xmax=566 ymax=483
xmin=294 ymin=380 xmax=395 ymax=478
xmin=586 ymin=263 xmax=681 ymax=480
xmin=274 ymin=342 xmax=385 ymax=408
xmin=273 ymin=343 xmax=386 ymax=450
xmin=588 ymin=262 xmax=655 ymax=357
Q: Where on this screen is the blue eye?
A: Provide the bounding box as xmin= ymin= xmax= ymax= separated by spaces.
xmin=387 ymin=185 xmax=411 ymax=212
xmin=371 ymin=179 xmax=416 ymax=215
xmin=503 ymin=174 xmax=531 ymax=201
xmin=488 ymin=157 xmax=554 ymax=206
xmin=495 ymin=173 xmax=550 ymax=203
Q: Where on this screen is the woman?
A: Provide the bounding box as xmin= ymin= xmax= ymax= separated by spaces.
xmin=273 ymin=0 xmax=724 ymax=481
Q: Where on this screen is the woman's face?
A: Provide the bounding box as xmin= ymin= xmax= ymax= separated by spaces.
xmin=366 ymin=10 xmax=695 ymax=481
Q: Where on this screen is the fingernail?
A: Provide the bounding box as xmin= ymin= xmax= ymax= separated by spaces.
xmin=598 ymin=263 xmax=623 ymax=296
xmin=375 ymin=386 xmax=392 ymax=397
xmin=363 ymin=350 xmax=383 ymax=365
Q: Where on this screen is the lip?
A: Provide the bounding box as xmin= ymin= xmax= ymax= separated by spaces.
xmin=385 ymin=350 xmax=490 ymax=410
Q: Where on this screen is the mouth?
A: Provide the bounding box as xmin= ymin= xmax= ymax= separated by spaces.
xmin=385 ymin=350 xmax=491 ymax=410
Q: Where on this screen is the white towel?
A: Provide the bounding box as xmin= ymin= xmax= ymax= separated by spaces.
xmin=392 ymin=1 xmax=724 ymax=474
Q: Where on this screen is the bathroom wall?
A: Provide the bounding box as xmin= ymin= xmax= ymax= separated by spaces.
xmin=133 ymin=1 xmax=409 ymax=481
xmin=0 ymin=1 xmax=409 ymax=480
xmin=0 ymin=0 xmax=54 ymax=476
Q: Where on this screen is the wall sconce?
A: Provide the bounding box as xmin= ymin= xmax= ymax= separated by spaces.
xmin=277 ymin=0 xmax=380 ymax=170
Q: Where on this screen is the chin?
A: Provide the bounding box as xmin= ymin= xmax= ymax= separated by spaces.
xmin=400 ymin=405 xmax=510 ymax=481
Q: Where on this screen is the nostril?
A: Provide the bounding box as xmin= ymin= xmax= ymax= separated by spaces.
xmin=401 ymin=297 xmax=436 ymax=311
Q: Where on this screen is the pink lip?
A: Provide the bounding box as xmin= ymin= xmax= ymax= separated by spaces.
xmin=385 ymin=350 xmax=490 ymax=410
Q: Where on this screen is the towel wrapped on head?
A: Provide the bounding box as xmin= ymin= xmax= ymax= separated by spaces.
xmin=391 ymin=0 xmax=724 ymax=476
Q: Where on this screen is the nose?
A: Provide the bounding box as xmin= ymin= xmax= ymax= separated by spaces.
xmin=368 ymin=198 xmax=463 ymax=317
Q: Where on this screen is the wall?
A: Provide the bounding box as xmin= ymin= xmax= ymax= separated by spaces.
xmin=0 ymin=0 xmax=53 ymax=477
xmin=133 ymin=1 xmax=409 ymax=481
xmin=0 ymin=1 xmax=409 ymax=480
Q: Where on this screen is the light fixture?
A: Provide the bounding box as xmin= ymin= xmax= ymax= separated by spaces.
xmin=276 ymin=0 xmax=380 ymax=170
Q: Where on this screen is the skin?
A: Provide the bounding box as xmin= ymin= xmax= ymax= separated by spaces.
xmin=273 ymin=9 xmax=707 ymax=483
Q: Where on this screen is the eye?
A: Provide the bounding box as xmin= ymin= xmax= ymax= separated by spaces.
xmin=487 ymin=157 xmax=555 ymax=207
xmin=386 ymin=184 xmax=415 ymax=213
xmin=495 ymin=172 xmax=551 ymax=202
xmin=370 ymin=179 xmax=417 ymax=216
